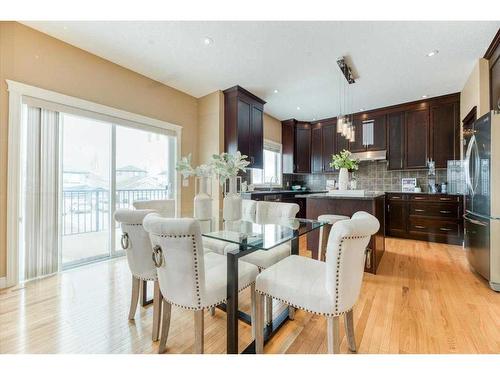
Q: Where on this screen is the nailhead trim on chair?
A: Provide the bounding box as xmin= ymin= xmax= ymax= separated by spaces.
xmin=163 ymin=281 xmax=256 ymax=311
xmin=256 ymin=234 xmax=369 ymax=317
xmin=152 ymin=233 xmax=255 ymax=311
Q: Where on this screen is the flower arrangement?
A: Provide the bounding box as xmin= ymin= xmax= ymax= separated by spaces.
xmin=176 ymin=154 xmax=212 ymax=178
xmin=176 ymin=151 xmax=250 ymax=184
xmin=210 ymin=151 xmax=250 ymax=185
xmin=330 ymin=149 xmax=359 ymax=171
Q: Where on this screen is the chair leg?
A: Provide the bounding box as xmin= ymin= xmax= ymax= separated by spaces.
xmin=344 ymin=309 xmax=356 ymax=352
xmin=318 ymin=224 xmax=331 ymax=262
xmin=265 ymin=295 xmax=273 ymax=325
xmin=128 ymin=276 xmax=140 ymax=320
xmin=209 ymin=307 xmax=216 ymax=316
xmin=158 ymin=298 xmax=172 ymax=354
xmin=255 ymin=292 xmax=264 ymax=354
xmin=327 ymin=316 xmax=340 ymax=354
xmin=194 ymin=310 xmax=204 ymax=354
xmin=152 ymin=280 xmax=162 ymax=341
xmin=250 ymin=284 xmax=256 ymax=339
xmin=288 ymin=306 xmax=296 ymax=320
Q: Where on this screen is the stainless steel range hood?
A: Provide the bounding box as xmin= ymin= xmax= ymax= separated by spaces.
xmin=351 ymin=150 xmax=386 ymax=162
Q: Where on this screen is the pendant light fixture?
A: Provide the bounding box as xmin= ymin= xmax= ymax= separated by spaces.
xmin=336 ymin=56 xmax=356 ymax=142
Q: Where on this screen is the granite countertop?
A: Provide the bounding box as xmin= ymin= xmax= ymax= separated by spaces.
xmin=385 ymin=191 xmax=463 ymax=196
xmin=296 ymin=192 xmax=385 ymax=200
xmin=242 ymin=190 xmax=327 ymax=195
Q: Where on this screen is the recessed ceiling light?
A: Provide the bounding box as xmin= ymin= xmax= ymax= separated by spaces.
xmin=273 ymin=89 xmax=279 ymax=94
xmin=63 ymin=26 xmax=68 ymax=30
xmin=359 ymin=108 xmax=364 ymax=111
xmin=422 ymin=95 xmax=428 ymax=98
xmin=426 ymin=50 xmax=439 ymax=57
xmin=296 ymin=106 xmax=301 ymax=110
xmin=203 ymin=37 xmax=213 ymax=46
xmin=312 ymin=118 xmax=316 ymax=121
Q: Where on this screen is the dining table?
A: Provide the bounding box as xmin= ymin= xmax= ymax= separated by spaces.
xmin=201 ymin=217 xmax=327 ymax=354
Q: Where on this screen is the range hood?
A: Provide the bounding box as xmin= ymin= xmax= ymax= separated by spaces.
xmin=351 ymin=150 xmax=387 ymax=162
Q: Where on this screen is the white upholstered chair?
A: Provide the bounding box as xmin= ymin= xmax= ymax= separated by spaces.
xmin=254 ymin=211 xmax=380 ymax=354
xmin=133 ymin=199 xmax=176 ymax=218
xmin=245 ymin=201 xmax=299 ymax=322
xmin=317 ymin=214 xmax=350 ymax=261
xmin=114 ymin=208 xmax=162 ymax=341
xmin=143 ymin=215 xmax=260 ymax=354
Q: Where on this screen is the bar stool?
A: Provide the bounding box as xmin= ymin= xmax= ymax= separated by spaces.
xmin=317 ymin=214 xmax=349 ymax=261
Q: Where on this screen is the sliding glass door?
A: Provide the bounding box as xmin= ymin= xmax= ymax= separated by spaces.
xmin=60 ymin=114 xmax=176 ymax=268
xmin=61 ymin=114 xmax=112 ymax=267
xmin=114 ymin=126 xmax=174 ymax=250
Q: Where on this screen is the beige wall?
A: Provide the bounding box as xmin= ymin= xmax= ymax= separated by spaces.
xmin=0 ymin=22 xmax=200 ymax=278
xmin=263 ymin=113 xmax=282 ymax=144
xmin=460 ymin=58 xmax=490 ymax=122
xmin=197 ymin=90 xmax=224 ymax=215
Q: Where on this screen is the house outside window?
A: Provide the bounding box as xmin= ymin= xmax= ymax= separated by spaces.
xmin=251 ymin=140 xmax=282 ymax=187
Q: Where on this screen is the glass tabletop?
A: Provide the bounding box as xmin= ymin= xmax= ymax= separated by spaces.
xmin=201 ymin=217 xmax=327 ymax=251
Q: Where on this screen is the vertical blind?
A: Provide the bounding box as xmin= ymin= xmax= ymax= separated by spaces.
xmin=24 ymin=106 xmax=60 ymax=280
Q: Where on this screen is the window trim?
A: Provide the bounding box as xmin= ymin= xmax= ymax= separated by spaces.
xmin=6 ymin=80 xmax=182 ymax=288
xmin=251 ymin=139 xmax=283 ymax=188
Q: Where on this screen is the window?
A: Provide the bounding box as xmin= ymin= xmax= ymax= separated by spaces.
xmin=251 ymin=140 xmax=282 ymax=186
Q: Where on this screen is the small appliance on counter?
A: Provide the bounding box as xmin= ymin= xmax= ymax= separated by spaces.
xmin=326 ymin=179 xmax=336 ymax=192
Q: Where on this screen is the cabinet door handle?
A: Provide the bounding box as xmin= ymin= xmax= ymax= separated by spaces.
xmin=439 ymin=227 xmax=453 ymax=231
xmin=439 ymin=197 xmax=452 ymax=201
xmin=414 ymin=209 xmax=425 ymax=212
xmin=440 ymin=210 xmax=452 ymax=214
xmin=391 ymin=196 xmax=401 ymax=199
xmin=414 ymin=225 xmax=426 ymax=229
xmin=414 ymin=197 xmax=425 ymax=200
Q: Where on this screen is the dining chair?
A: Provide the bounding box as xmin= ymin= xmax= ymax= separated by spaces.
xmin=133 ymin=199 xmax=176 ymax=217
xmin=143 ymin=214 xmax=260 ymax=354
xmin=254 ymin=211 xmax=380 ymax=354
xmin=317 ymin=214 xmax=349 ymax=261
xmin=114 ymin=208 xmax=162 ymax=341
xmin=242 ymin=201 xmax=299 ymax=323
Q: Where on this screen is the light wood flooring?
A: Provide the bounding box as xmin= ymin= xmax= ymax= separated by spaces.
xmin=0 ymin=237 xmax=499 ymax=354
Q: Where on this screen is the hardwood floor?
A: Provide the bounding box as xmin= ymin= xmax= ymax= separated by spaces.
xmin=1 ymin=237 xmax=499 ymax=354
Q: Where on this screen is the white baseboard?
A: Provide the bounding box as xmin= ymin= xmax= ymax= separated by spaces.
xmin=0 ymin=277 xmax=6 ymax=289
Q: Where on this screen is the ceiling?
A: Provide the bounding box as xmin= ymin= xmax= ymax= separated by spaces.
xmin=23 ymin=21 xmax=500 ymax=121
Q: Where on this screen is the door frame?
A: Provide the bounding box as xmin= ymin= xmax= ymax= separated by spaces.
xmin=6 ymin=80 xmax=182 ymax=288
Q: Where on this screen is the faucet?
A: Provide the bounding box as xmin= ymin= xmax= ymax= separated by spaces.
xmin=268 ymin=176 xmax=276 ymax=191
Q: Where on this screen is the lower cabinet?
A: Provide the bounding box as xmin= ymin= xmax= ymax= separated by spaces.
xmin=385 ymin=193 xmax=463 ymax=245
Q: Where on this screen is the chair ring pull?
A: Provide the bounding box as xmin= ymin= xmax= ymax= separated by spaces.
xmin=121 ymin=233 xmax=129 ymax=249
xmin=152 ymin=245 xmax=164 ymax=268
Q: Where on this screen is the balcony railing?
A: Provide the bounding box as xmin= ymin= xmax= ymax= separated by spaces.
xmin=62 ymin=188 xmax=170 ymax=235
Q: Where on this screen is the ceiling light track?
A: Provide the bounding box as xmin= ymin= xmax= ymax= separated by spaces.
xmin=336 ymin=57 xmax=355 ymax=84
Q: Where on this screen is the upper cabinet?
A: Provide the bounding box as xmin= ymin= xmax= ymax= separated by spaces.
xmin=295 ymin=122 xmax=312 ymax=173
xmin=223 ymin=86 xmax=266 ymax=169
xmin=387 ymin=112 xmax=405 ymax=170
xmin=405 ymin=108 xmax=429 ymax=169
xmin=349 ymin=115 xmax=386 ymax=153
xmin=311 ymin=123 xmax=323 ymax=173
xmin=322 ymin=120 xmax=337 ymax=173
xmin=282 ymin=93 xmax=460 ymax=174
xmin=430 ymin=101 xmax=460 ymax=168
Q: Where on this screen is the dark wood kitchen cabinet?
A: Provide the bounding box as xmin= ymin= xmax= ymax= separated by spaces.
xmin=282 ymin=119 xmax=296 ymax=174
xmin=430 ymin=101 xmax=460 ymax=168
xmin=405 ymin=108 xmax=429 ymax=169
xmin=322 ymin=121 xmax=337 ymax=172
xmin=348 ymin=119 xmax=365 ymax=153
xmin=347 ymin=115 xmax=386 ymax=153
xmin=385 ymin=193 xmax=463 ymax=245
xmin=295 ymin=122 xmax=312 ymax=173
xmin=387 ymin=112 xmax=405 ymax=170
xmin=311 ymin=123 xmax=323 ymax=173
xmin=223 ymin=85 xmax=266 ymax=169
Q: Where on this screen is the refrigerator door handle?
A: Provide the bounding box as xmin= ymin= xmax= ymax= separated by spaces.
xmin=464 ymin=135 xmax=477 ymax=195
xmin=464 ymin=214 xmax=488 ymax=227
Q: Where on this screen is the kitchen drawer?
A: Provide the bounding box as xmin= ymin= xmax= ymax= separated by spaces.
xmin=409 ymin=203 xmax=460 ymax=219
xmin=410 ymin=194 xmax=461 ymax=203
xmin=409 ymin=194 xmax=429 ymax=201
xmin=409 ymin=218 xmax=461 ymax=237
xmin=387 ymin=193 xmax=406 ymax=201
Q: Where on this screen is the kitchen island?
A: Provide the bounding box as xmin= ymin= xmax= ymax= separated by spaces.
xmin=296 ymin=192 xmax=386 ymax=274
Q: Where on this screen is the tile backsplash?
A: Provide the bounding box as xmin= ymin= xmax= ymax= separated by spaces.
xmin=282 ymin=160 xmax=448 ymax=192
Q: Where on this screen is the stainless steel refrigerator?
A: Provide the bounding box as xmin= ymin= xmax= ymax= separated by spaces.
xmin=464 ymin=111 xmax=500 ymax=291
